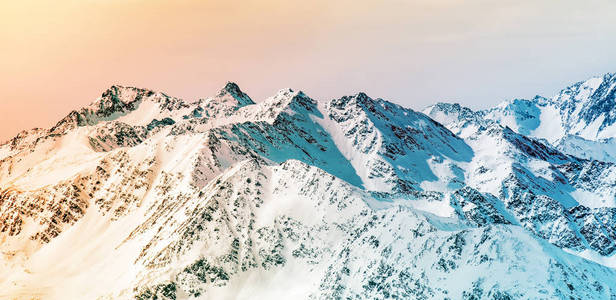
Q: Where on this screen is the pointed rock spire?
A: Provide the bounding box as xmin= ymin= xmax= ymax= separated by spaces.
xmin=216 ymin=82 xmax=255 ymax=107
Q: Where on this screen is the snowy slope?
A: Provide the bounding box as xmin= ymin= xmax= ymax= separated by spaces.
xmin=2 ymin=79 xmax=616 ymax=299
xmin=556 ymin=134 xmax=616 ymax=163
xmin=427 ymin=100 xmax=616 ymax=257
xmin=468 ymin=73 xmax=616 ymax=162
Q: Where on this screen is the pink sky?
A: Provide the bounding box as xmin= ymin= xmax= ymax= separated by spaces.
xmin=1 ymin=0 xmax=616 ymax=142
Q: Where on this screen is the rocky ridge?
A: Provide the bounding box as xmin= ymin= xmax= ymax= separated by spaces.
xmin=1 ymin=76 xmax=616 ymax=299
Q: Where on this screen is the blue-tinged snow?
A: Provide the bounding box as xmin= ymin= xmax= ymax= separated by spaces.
xmin=219 ymin=97 xmax=365 ymax=188
xmin=321 ymin=93 xmax=473 ymax=193
xmin=3 ymin=78 xmax=616 ymax=299
xmin=483 ymin=98 xmax=542 ymax=136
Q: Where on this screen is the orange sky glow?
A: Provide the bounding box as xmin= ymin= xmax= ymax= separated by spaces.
xmin=1 ymin=0 xmax=616 ymax=141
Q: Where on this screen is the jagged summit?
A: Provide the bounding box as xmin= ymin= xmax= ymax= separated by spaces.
xmin=216 ymin=81 xmax=255 ymax=107
xmin=434 ymin=72 xmax=616 ymax=161
xmin=218 ymin=81 xmax=242 ymax=95
xmin=331 ymin=92 xmax=373 ymax=108
xmin=48 ymin=85 xmax=188 ymax=135
xmin=101 ymin=84 xmax=154 ymax=98
xmin=556 ymin=73 xmax=616 ymax=129
xmin=423 ymin=102 xmax=484 ymax=124
xmin=2 ymin=74 xmax=616 ymax=299
xmin=495 ymin=73 xmax=616 ymax=139
xmin=268 ymin=88 xmax=318 ymax=113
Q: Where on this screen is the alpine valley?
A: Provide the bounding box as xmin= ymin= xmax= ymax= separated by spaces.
xmin=2 ymin=73 xmax=616 ymax=299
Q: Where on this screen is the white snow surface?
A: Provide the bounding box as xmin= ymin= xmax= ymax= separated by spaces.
xmin=2 ymin=79 xmax=616 ymax=299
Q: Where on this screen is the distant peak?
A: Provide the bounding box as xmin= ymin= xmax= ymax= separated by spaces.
xmin=356 ymin=92 xmax=370 ymax=101
xmin=221 ymin=81 xmax=241 ymax=94
xmin=333 ymin=92 xmax=387 ymax=109
xmin=217 ymin=81 xmax=254 ymax=106
xmin=267 ymin=88 xmax=303 ymax=102
xmin=275 ymin=88 xmax=314 ymax=105
xmin=101 ymin=85 xmax=151 ymax=97
xmin=260 ymin=88 xmax=319 ymax=117
xmin=431 ymin=102 xmax=463 ymax=110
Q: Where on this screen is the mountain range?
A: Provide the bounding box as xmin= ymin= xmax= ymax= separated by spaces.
xmin=1 ymin=73 xmax=616 ymax=299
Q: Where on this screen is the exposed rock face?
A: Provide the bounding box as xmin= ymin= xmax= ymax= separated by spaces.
xmin=426 ymin=82 xmax=616 ymax=257
xmin=450 ymin=186 xmax=511 ymax=226
xmin=2 ymin=75 xmax=616 ymax=299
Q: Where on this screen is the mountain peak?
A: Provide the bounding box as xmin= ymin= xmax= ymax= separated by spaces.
xmin=219 ymin=81 xmax=241 ymax=95
xmin=216 ymin=81 xmax=254 ymax=107
xmin=100 ymin=85 xmax=155 ymax=101
xmin=265 ymin=88 xmax=318 ymax=115
xmin=356 ymin=92 xmax=369 ymax=100
xmin=332 ymin=92 xmax=410 ymax=118
xmin=4 ymin=75 xmax=616 ymax=299
xmin=330 ymin=92 xmax=372 ymax=109
xmin=424 ymin=102 xmax=481 ymax=123
xmin=428 ymin=102 xmax=463 ymax=111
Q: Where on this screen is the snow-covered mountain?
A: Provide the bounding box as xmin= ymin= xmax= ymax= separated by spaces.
xmin=2 ymin=76 xmax=616 ymax=299
xmin=443 ymin=73 xmax=616 ymax=162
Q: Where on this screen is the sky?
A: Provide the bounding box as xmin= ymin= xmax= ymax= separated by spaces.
xmin=1 ymin=0 xmax=616 ymax=141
